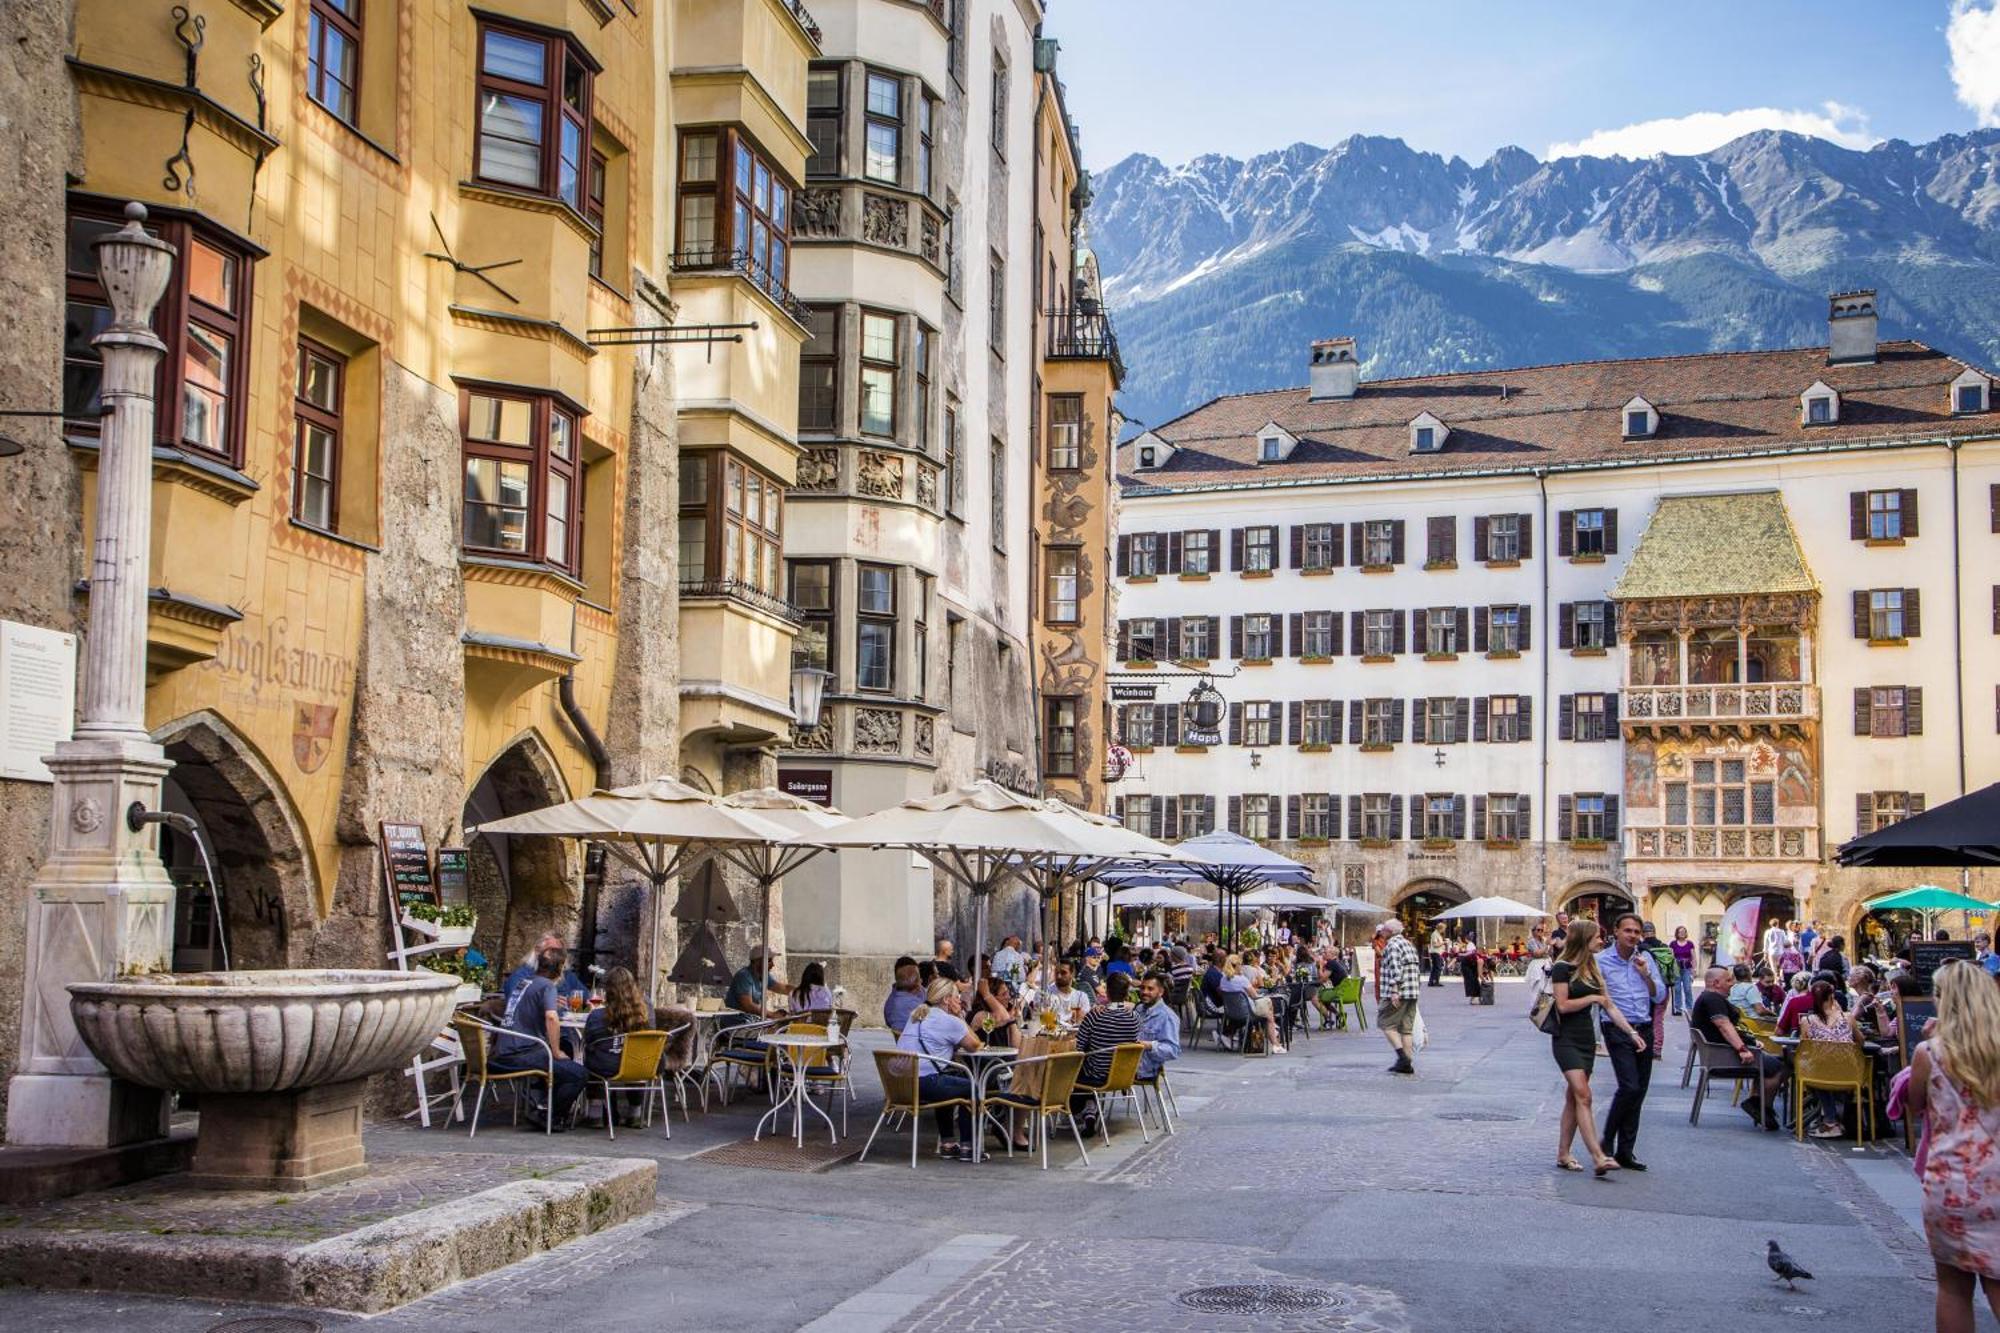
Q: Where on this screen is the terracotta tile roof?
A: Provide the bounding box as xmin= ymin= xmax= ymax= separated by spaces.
xmin=1117 ymin=341 xmax=1998 ymax=491
xmin=1614 ymin=492 xmax=1816 ymax=600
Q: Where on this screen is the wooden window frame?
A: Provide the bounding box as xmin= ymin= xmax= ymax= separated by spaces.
xmin=1047 ymin=393 xmax=1084 ymax=470
xmin=64 ymin=200 xmax=257 ymax=467
xmin=460 ymin=385 xmax=583 ymax=574
xmin=678 ymin=450 xmax=785 ymax=595
xmin=1044 ymin=545 xmax=1081 ymax=625
xmin=585 ymin=148 xmax=608 ymax=278
xmin=787 ymin=558 xmax=837 ymax=676
xmin=799 ymin=304 xmax=841 ymax=434
xmin=1044 ymin=695 xmax=1079 ymax=777
xmin=1573 ymin=507 xmax=1607 ymax=556
xmin=473 ymin=19 xmax=597 ymax=210
xmin=915 ymin=322 xmax=934 ymax=454
xmin=989 ymin=437 xmax=1006 ymax=550
xmin=805 ymin=63 xmax=842 ymax=179
xmin=989 ymin=51 xmax=1007 ymax=156
xmin=856 ymin=562 xmax=898 ymax=693
xmin=857 ymin=308 xmax=899 ymax=438
xmin=1867 ymin=489 xmax=1904 ymax=541
xmin=307 ymin=0 xmax=363 ymax=127
xmin=1488 ymin=695 xmax=1520 ymax=743
xmin=673 ymin=127 xmax=794 ymax=299
xmin=863 ymin=68 xmax=903 ymax=186
xmin=988 ymin=253 xmax=1005 ymax=352
xmin=1488 ymin=793 xmax=1520 ymax=842
xmin=293 ymin=337 xmax=346 ymax=532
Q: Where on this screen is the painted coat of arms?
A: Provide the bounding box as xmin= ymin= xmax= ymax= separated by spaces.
xmin=292 ymin=702 xmax=337 ymax=773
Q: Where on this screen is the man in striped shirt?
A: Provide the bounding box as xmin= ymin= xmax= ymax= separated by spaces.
xmin=1375 ymin=919 xmax=1422 ymax=1076
xmin=1073 ymin=973 xmax=1142 ymax=1134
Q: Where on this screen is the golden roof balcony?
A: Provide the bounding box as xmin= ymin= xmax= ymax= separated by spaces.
xmin=1621 ymin=682 xmax=1819 ymax=738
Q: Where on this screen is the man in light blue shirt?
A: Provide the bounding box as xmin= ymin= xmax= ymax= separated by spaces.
xmin=1135 ymin=973 xmax=1182 ymax=1080
xmin=1596 ymin=913 xmax=1666 ymax=1170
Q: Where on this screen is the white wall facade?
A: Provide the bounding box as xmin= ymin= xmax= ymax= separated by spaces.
xmin=1114 ymin=435 xmax=2000 ymax=949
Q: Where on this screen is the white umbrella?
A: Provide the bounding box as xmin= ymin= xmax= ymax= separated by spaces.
xmin=1431 ymin=895 xmax=1549 ymax=921
xmin=473 ymin=777 xmax=794 ymax=1003
xmin=1321 ymin=895 xmax=1389 ymax=915
xmin=789 ymin=780 xmax=1180 ymax=987
xmin=1108 ymin=885 xmax=1213 ymax=910
xmin=1238 ymin=886 xmax=1336 ymax=911
xmin=715 ymin=788 xmax=847 ymax=981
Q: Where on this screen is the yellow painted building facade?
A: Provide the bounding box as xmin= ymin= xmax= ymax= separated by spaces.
xmin=0 ymin=0 xmax=815 ymax=1067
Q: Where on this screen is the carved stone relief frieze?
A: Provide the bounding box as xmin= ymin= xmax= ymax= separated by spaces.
xmin=857 ymin=450 xmax=904 ymax=499
xmin=915 ymin=462 xmax=939 ymax=510
xmin=913 ymin=714 xmax=935 ymax=757
xmin=795 ymin=448 xmax=839 ymax=492
xmin=795 ymin=188 xmax=843 ymax=239
xmin=855 ymin=707 xmax=902 ymax=754
xmin=861 ymin=194 xmax=909 ymax=248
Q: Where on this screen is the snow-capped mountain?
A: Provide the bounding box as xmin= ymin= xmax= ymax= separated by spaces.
xmin=1090 ymin=130 xmax=2000 ymax=430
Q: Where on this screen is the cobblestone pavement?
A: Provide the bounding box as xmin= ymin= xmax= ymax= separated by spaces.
xmin=0 ymin=994 xmax=1970 ymax=1331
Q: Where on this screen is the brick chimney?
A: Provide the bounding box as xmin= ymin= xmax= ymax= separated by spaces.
xmin=1309 ymin=336 xmax=1359 ymax=400
xmin=1828 ymin=290 xmax=1878 ymax=365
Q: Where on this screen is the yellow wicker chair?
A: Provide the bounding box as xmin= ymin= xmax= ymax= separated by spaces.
xmin=984 ymin=1050 xmax=1090 ymax=1169
xmin=1073 ymin=1042 xmax=1152 ymax=1145
xmin=450 ymin=1013 xmax=554 ymax=1137
xmin=1795 ymin=1038 xmax=1875 ymax=1141
xmin=860 ymin=1049 xmax=976 ymax=1168
xmin=583 ymin=1028 xmax=675 ymax=1140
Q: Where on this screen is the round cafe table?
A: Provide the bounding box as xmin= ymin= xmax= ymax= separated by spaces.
xmin=964 ymin=1047 xmax=1018 ymax=1162
xmin=753 ymin=1031 xmax=842 ymax=1148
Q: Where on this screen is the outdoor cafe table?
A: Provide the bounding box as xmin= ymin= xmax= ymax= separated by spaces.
xmin=961 ymin=1029 xmax=1080 ymax=1163
xmin=754 ymin=1030 xmax=841 ymax=1147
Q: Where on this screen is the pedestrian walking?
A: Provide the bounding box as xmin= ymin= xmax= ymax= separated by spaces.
xmin=1374 ymin=919 xmax=1422 ymax=1076
xmin=1904 ymin=961 xmax=2000 ymax=1333
xmin=1596 ymin=912 xmax=1666 ymax=1170
xmin=1548 ymin=920 xmax=1641 ymax=1176
xmin=1669 ymin=926 xmax=1696 ymax=1015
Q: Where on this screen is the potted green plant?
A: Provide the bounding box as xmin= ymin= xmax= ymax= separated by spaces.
xmin=400 ymin=900 xmax=477 ymax=948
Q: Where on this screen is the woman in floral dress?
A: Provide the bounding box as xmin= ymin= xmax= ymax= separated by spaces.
xmin=1905 ymin=961 xmax=2000 ymax=1333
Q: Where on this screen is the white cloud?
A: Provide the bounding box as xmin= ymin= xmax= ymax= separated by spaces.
xmin=1546 ymin=103 xmax=1878 ymax=160
xmin=1950 ymin=1 xmax=2000 ymax=127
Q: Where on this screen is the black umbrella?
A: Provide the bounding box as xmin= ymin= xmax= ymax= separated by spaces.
xmin=1835 ymin=781 xmax=2000 ymax=868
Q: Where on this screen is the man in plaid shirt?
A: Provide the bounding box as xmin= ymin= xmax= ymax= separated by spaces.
xmin=1374 ymin=919 xmax=1422 ymax=1076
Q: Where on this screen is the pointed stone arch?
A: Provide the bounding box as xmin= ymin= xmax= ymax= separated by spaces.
xmin=153 ymin=709 xmax=321 ymax=970
xmin=464 ymin=729 xmax=576 ymax=973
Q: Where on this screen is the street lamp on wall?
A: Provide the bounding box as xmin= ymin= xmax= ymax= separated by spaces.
xmin=789 ymin=665 xmax=833 ymax=732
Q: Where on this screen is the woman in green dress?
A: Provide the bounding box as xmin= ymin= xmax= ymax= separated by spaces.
xmin=1550 ymin=919 xmax=1647 ymax=1176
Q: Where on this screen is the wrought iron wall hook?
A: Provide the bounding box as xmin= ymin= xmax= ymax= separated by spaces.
xmin=171 ymin=4 xmax=205 ymax=90
xmin=164 ymin=106 xmax=197 ymax=199
xmin=248 ymin=52 xmax=266 ymax=131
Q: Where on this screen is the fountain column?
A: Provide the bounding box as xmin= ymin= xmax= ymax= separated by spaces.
xmin=6 ymin=204 xmax=181 ymax=1148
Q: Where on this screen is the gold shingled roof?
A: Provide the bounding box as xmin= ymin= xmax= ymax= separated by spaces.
xmin=1614 ymin=492 xmax=1817 ymax=600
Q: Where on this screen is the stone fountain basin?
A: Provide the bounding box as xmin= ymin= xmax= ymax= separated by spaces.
xmin=68 ymin=969 xmax=460 ymax=1094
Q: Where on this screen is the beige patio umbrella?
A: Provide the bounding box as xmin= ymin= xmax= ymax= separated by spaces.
xmin=786 ymin=780 xmax=1182 ymax=990
xmin=714 ymin=787 xmax=847 ymax=980
xmin=472 ymin=776 xmax=795 ymax=1003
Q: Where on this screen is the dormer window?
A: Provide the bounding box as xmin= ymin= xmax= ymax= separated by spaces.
xmin=1408 ymin=411 xmax=1448 ymax=454
xmin=1621 ymin=395 xmax=1656 ymax=438
xmin=1800 ymin=380 xmax=1839 ymax=427
xmin=1253 ymin=420 xmax=1296 ymax=463
xmin=1952 ymin=367 xmax=1990 ymax=414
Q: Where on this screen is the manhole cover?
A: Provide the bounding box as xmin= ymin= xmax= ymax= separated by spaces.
xmin=1177 ymin=1284 xmax=1347 ymax=1315
xmin=1436 ymin=1111 xmax=1522 ymax=1122
xmin=206 ymin=1320 xmax=320 ymax=1333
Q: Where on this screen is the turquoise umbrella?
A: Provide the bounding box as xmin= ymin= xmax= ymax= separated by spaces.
xmin=1862 ymin=885 xmax=1995 ymax=940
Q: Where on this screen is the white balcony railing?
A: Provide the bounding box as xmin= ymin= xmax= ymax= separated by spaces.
xmin=1622 ymin=682 xmax=1817 ymax=725
xmin=1628 ymin=825 xmax=1818 ymax=861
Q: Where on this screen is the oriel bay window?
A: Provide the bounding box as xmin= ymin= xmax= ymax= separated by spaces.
xmin=65 ymin=204 xmax=258 ymax=464
xmin=857 ymin=563 xmax=897 ymax=692
xmin=798 ymin=305 xmax=839 ymax=433
xmin=675 ymin=128 xmax=793 ymax=298
xmin=676 ymin=451 xmax=785 ymax=595
xmin=806 ymin=66 xmax=841 ymax=177
xmin=462 ymin=388 xmax=582 ymax=573
xmin=475 ymin=21 xmax=596 ymax=210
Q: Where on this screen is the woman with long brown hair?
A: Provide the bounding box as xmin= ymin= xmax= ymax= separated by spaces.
xmin=581 ymin=966 xmax=653 ymax=1081
xmin=1905 ymin=961 xmax=2000 ymax=1333
xmin=1548 ymin=920 xmax=1645 ymax=1176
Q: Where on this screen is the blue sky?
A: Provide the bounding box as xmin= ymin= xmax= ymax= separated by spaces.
xmin=1048 ymin=1 xmax=2000 ymax=169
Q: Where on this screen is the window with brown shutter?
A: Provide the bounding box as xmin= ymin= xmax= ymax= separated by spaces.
xmin=1426 ymin=515 xmax=1455 ymax=565
xmin=1856 ymin=686 xmax=1920 ymax=737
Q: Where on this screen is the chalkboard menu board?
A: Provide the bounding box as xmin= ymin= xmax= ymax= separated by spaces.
xmin=434 ymin=847 xmax=469 ymax=906
xmin=380 ymin=822 xmax=437 ymax=909
xmin=1910 ymin=940 xmax=1977 ymax=988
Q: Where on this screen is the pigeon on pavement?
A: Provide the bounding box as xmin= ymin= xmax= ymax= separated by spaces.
xmin=1767 ymin=1239 xmax=1813 ymax=1289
